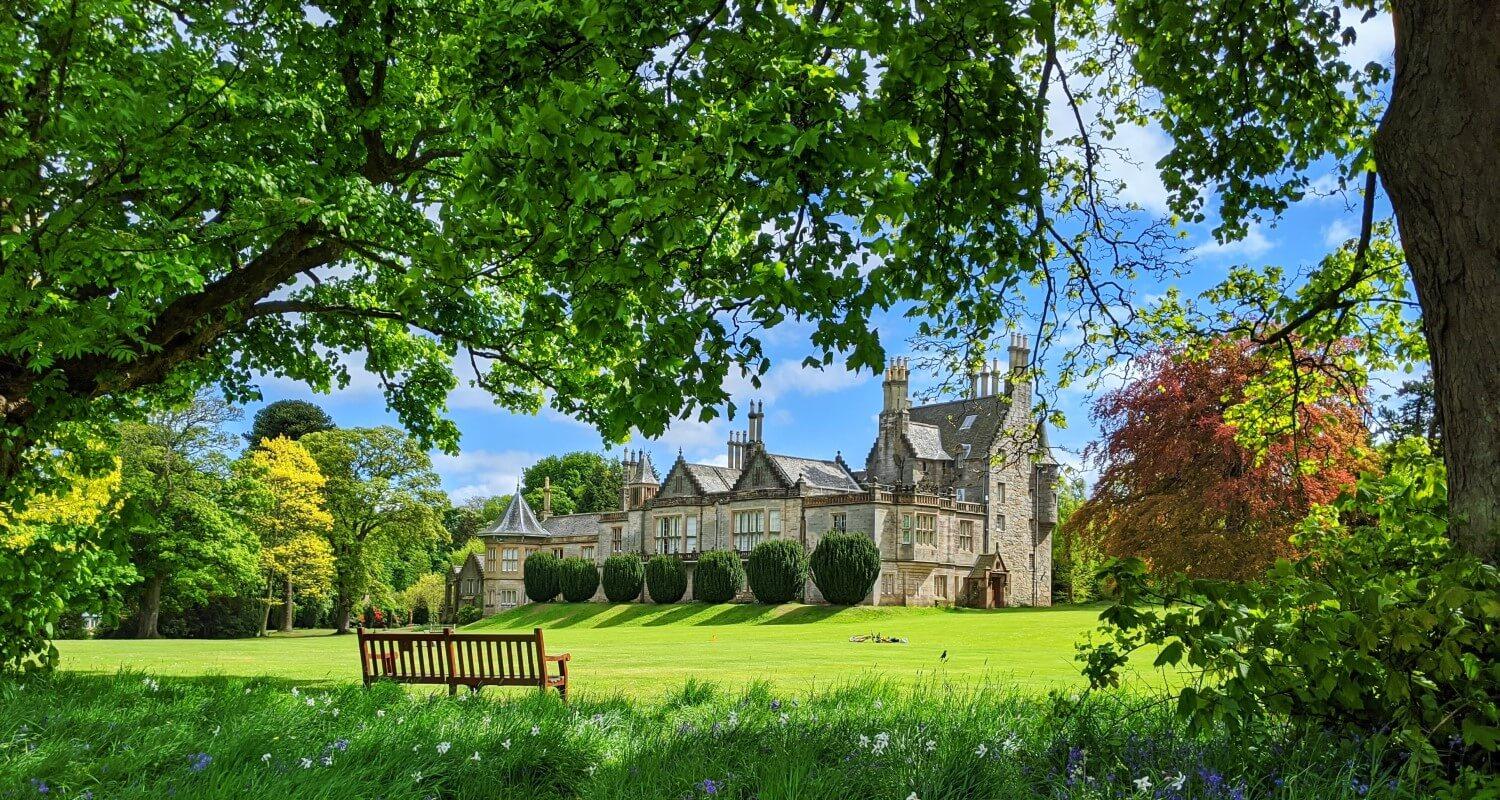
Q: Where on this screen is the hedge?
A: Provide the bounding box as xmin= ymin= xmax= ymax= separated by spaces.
xmin=746 ymin=538 xmax=808 ymax=604
xmin=456 ymin=603 xmax=482 ymax=625
xmin=523 ymin=551 xmax=562 ymax=602
xmin=810 ymin=532 xmax=881 ymax=605
xmin=645 ymin=555 xmax=687 ymax=604
xmin=559 ymin=556 xmax=601 ymax=602
xmin=694 ymin=550 xmax=745 ymax=603
xmin=602 ymin=554 xmax=645 ymax=603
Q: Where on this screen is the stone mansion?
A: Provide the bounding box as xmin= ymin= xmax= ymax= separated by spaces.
xmin=447 ymin=336 xmax=1058 ymax=616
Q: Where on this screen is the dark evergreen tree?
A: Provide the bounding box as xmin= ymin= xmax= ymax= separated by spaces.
xmin=693 ymin=550 xmax=744 ymax=604
xmin=559 ymin=556 xmax=601 ymax=602
xmin=746 ymin=539 xmax=808 ymax=604
xmin=523 ymin=552 xmax=561 ymax=603
xmin=601 ymin=554 xmax=645 ymax=603
xmin=810 ymin=532 xmax=881 ymax=605
xmin=246 ymin=400 xmax=334 ymax=447
xmin=645 ymin=555 xmax=686 ymax=604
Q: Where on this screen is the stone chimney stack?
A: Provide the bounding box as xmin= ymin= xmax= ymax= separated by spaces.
xmin=882 ymin=357 xmax=911 ymax=412
xmin=747 ymin=401 xmax=764 ymax=446
xmin=969 ymin=368 xmax=982 ymax=398
xmin=1006 ymin=334 xmax=1032 ymax=406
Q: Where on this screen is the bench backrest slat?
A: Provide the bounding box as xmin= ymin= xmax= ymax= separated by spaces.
xmin=358 ymin=627 xmax=556 ymax=689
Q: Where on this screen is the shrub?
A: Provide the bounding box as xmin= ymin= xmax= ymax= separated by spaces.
xmin=810 ymin=532 xmax=881 ymax=605
xmin=747 ymin=539 xmax=808 ymax=604
xmin=1083 ymin=440 xmax=1499 ymax=772
xmin=523 ymin=551 xmax=562 ymax=602
xmin=455 ymin=602 xmax=482 ymax=625
xmin=602 ymin=554 xmax=645 ymax=603
xmin=559 ymin=557 xmax=601 ymax=602
xmin=694 ymin=550 xmax=745 ymax=603
xmin=411 ymin=605 xmax=430 ymax=625
xmin=645 ymin=555 xmax=687 ymax=603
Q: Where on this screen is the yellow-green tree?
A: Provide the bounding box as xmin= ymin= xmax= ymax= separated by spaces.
xmin=245 ymin=436 xmax=335 ymax=635
xmin=400 ymin=572 xmax=448 ymax=625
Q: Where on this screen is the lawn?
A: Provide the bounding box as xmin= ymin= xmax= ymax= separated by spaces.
xmin=55 ymin=603 xmax=1170 ymax=698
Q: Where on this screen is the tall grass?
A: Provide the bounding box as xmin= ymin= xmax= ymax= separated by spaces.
xmin=1 ymin=672 xmax=1416 ymax=799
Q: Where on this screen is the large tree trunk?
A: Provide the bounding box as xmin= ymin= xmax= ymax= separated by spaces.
xmin=135 ymin=574 xmax=165 ymax=639
xmin=259 ymin=575 xmax=275 ymax=637
xmin=280 ymin=578 xmax=295 ymax=633
xmin=334 ymin=594 xmax=354 ymax=635
xmin=1375 ymin=1 xmax=1500 ymax=565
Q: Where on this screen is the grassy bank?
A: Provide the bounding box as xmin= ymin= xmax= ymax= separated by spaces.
xmin=0 ymin=672 xmax=1415 ymax=800
xmin=56 ymin=603 xmax=1174 ymax=697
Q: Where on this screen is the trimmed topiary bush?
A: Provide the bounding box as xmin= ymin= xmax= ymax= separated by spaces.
xmin=811 ymin=531 xmax=882 ymax=605
xmin=523 ymin=551 xmax=562 ymax=602
xmin=645 ymin=555 xmax=687 ymax=603
xmin=559 ymin=556 xmax=601 ymax=602
xmin=602 ymin=554 xmax=645 ymax=603
xmin=747 ymin=538 xmax=809 ymax=604
xmin=694 ymin=550 xmax=745 ymax=603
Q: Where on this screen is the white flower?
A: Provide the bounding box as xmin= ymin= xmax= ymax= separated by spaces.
xmin=924 ymin=740 xmax=936 ymax=752
xmin=501 ymin=739 xmax=511 ymax=750
xmin=1167 ymin=773 xmax=1186 ymax=791
xmin=376 ymin=709 xmax=386 ymax=718
xmin=436 ymin=742 xmax=451 ymax=755
xmin=873 ymin=700 xmax=883 ymax=710
xmin=530 ymin=725 xmax=540 ymax=736
xmin=1133 ymin=776 xmax=1152 ymax=792
xmin=412 ymin=744 xmax=420 ymax=752
xmin=261 ymin=753 xmax=272 ymax=764
xmin=999 ymin=734 xmax=1021 ymax=755
xmin=321 ymin=755 xmax=334 ymax=767
xmin=727 ymin=711 xmax=739 ymax=726
xmin=397 ymin=717 xmax=405 ymax=725
xmin=291 ymin=687 xmax=300 ymax=697
xmin=470 ymin=751 xmax=481 ymax=762
xmin=245 ymin=688 xmax=252 ymax=694
xmin=300 ymin=758 xmax=313 ymax=769
xmin=212 ymin=725 xmax=221 ymax=737
xmin=872 ymin=733 xmax=890 ymax=754
xmin=907 ymin=794 xmax=920 ymax=800
xmin=482 ymin=715 xmax=493 ymax=727
xmin=305 ymin=698 xmax=316 ymax=707
xmin=412 ymin=771 xmax=423 ymax=783
xmin=778 ymin=713 xmax=789 ymax=725
xmin=332 ymin=708 xmax=340 ymax=718
xmin=859 ymin=734 xmax=871 ymax=748
xmin=974 ymin=743 xmax=988 ymax=758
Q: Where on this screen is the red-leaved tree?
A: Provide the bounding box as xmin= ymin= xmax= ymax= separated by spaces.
xmin=1067 ymin=342 xmax=1373 ymax=580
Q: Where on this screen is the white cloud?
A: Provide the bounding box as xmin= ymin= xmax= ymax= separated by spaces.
xmin=1343 ymin=11 xmax=1395 ymax=73
xmin=433 ymin=448 xmax=544 ymax=501
xmin=1190 ymin=223 xmax=1274 ymax=262
xmin=1322 ymin=218 xmax=1356 ymax=248
xmin=723 ymin=360 xmax=870 ymax=403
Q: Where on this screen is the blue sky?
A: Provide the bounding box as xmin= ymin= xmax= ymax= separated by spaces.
xmin=237 ymin=17 xmax=1405 ymax=503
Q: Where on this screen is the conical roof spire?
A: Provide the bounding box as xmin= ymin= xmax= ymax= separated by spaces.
xmin=487 ymin=489 xmax=549 ymax=536
xmin=1036 ymin=419 xmax=1059 ymax=466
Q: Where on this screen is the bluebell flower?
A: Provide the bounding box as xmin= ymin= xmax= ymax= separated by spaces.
xmin=28 ymin=778 xmax=48 ymax=794
xmin=190 ymin=752 xmax=213 ymax=772
xmin=770 ymin=699 xmax=781 ymax=711
xmin=701 ymin=778 xmax=719 ymax=795
xmin=332 ymin=738 xmax=350 ymax=752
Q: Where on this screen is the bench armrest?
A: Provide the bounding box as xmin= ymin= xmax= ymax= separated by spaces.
xmin=544 ymin=653 xmax=571 ymax=662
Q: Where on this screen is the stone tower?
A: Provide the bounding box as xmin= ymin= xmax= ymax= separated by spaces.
xmin=621 ymin=449 xmax=659 ymax=511
xmin=868 ymin=357 xmax=912 ymax=486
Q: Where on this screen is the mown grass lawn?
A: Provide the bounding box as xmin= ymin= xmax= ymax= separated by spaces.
xmin=55 ymin=603 xmax=1170 ymax=698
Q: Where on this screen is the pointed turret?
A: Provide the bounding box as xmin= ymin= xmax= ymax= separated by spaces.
xmin=486 ymin=489 xmax=549 ymax=537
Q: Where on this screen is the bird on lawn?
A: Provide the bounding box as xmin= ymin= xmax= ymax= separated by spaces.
xmin=940 ymin=649 xmax=948 ymax=662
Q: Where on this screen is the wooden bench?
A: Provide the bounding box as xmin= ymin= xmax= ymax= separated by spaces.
xmin=356 ymin=626 xmax=571 ymax=699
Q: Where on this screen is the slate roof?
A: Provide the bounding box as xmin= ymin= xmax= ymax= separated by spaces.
xmin=767 ymin=453 xmax=862 ymax=493
xmin=540 ymin=512 xmax=601 ymax=539
xmin=904 ymin=422 xmax=950 ymax=461
xmin=483 ymin=492 xmax=550 ymax=537
xmin=683 ymin=463 xmax=741 ymax=494
xmin=625 ymin=451 xmax=659 ymax=485
xmin=907 ymin=393 xmax=1011 ymax=460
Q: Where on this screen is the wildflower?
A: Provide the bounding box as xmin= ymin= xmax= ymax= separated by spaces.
xmin=873 ymin=700 xmax=883 ymax=710
xmin=470 ymin=752 xmax=481 ymax=762
xmin=376 ymin=709 xmax=386 ymax=718
xmin=482 ymin=714 xmax=492 ymax=727
xmin=436 ymin=741 xmax=452 ymax=755
xmin=332 ymin=708 xmax=340 ymax=718
xmin=412 ymin=771 xmax=423 ymax=783
xmin=678 ymin=722 xmax=695 ymax=736
xmin=530 ymin=725 xmax=540 ymax=736
xmin=292 ymin=687 xmax=300 ymax=697
xmin=300 ymin=758 xmax=314 ymax=769
xmin=974 ymin=743 xmax=988 ymax=758
xmin=305 ymin=697 xmax=316 ymax=707
xmin=998 ymin=734 xmax=1021 ymax=755
xmin=321 ymin=755 xmax=334 ymax=767
xmin=770 ymin=699 xmax=781 ymax=711
xmin=212 ymin=725 xmax=221 ymax=737
xmin=872 ymin=733 xmax=890 ymax=754
xmin=332 ymin=739 xmax=350 ymax=752
xmin=261 ymin=753 xmax=272 ymax=764
xmin=29 ymin=778 xmax=49 ymax=793
xmin=1132 ymin=776 xmax=1151 ymax=792
xmin=1166 ymin=773 xmax=1186 ymax=791
xmin=907 ymin=794 xmax=919 ymax=800
xmin=727 ymin=711 xmax=739 ymax=727
xmin=778 ymin=713 xmax=789 ymax=725
xmin=701 ymin=778 xmax=720 ymax=795
xmin=412 ymin=744 xmax=420 ymax=752
xmin=501 ymin=739 xmax=511 ymax=750
xmin=924 ymin=740 xmax=936 ymax=752
xmin=859 ymin=734 xmax=870 ymax=749
xmin=189 ymin=752 xmax=213 ymax=772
